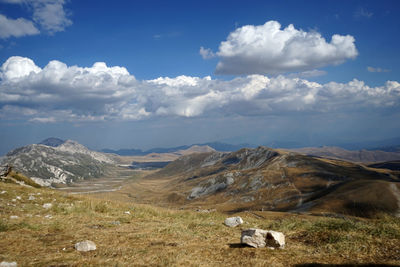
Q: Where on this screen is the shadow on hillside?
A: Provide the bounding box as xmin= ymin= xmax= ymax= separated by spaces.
xmin=228 ymin=243 xmax=249 ymax=248
xmin=295 ymin=264 xmax=400 ymax=267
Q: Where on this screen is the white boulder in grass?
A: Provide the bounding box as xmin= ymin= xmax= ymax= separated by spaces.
xmin=224 ymin=216 xmax=244 ymax=227
xmin=0 ymin=261 xmax=17 ymax=267
xmin=241 ymin=228 xmax=285 ymax=249
xmin=74 ymin=240 xmax=97 ymax=252
xmin=42 ymin=203 xmax=52 ymax=209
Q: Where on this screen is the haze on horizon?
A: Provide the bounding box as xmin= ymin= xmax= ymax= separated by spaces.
xmin=0 ymin=0 xmax=399 ymax=155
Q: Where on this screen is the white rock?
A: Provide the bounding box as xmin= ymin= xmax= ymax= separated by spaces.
xmin=0 ymin=261 xmax=17 ymax=267
xmin=241 ymin=228 xmax=285 ymax=249
xmin=75 ymin=240 xmax=96 ymax=252
xmin=28 ymin=195 xmax=35 ymax=200
xmin=224 ymin=216 xmax=243 ymax=227
xmin=42 ymin=203 xmax=52 ymax=209
xmin=9 ymin=216 xmax=19 ymax=220
xmin=45 ymin=215 xmax=52 ymax=219
xmin=16 ymin=196 xmax=21 ymax=200
xmin=11 ymin=199 xmax=16 ymax=202
xmin=124 ymin=211 xmax=131 ymax=215
xmin=0 ymin=191 xmax=6 ymax=194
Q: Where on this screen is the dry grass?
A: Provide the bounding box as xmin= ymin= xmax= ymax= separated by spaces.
xmin=3 ymin=171 xmax=41 ymax=188
xmin=0 ymin=182 xmax=400 ymax=266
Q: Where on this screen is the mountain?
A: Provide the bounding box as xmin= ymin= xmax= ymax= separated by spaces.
xmin=101 ymin=142 xmax=255 ymax=156
xmin=38 ymin=137 xmax=65 ymax=147
xmin=0 ymin=139 xmax=115 ymax=186
xmin=367 ymin=145 xmax=400 ymax=153
xmin=289 ymin=146 xmax=400 ymax=163
xmin=135 ymin=146 xmax=400 ymax=218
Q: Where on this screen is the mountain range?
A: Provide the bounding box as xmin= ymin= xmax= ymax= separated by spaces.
xmin=290 ymin=146 xmax=400 ymax=163
xmin=102 ymin=142 xmax=256 ymax=156
xmin=2 ymin=137 xmax=400 ymax=218
xmin=130 ymin=146 xmax=400 ymax=218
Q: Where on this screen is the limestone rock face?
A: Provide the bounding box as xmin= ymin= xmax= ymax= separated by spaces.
xmin=224 ymin=216 xmax=243 ymax=227
xmin=74 ymin=240 xmax=96 ymax=252
xmin=241 ymin=228 xmax=285 ymax=248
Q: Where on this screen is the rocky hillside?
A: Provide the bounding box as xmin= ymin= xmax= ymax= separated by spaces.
xmin=289 ymin=146 xmax=400 ymax=163
xmin=148 ymin=146 xmax=400 ymax=217
xmin=0 ymin=139 xmax=115 ymax=186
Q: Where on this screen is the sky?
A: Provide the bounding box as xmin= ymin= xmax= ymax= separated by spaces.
xmin=0 ymin=0 xmax=399 ymax=154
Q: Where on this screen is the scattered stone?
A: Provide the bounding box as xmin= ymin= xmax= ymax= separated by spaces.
xmin=124 ymin=211 xmax=131 ymax=215
xmin=224 ymin=216 xmax=243 ymax=227
xmin=75 ymin=240 xmax=96 ymax=252
xmin=0 ymin=191 xmax=6 ymax=194
xmin=28 ymin=195 xmax=35 ymax=200
xmin=45 ymin=215 xmax=52 ymax=219
xmin=241 ymin=228 xmax=285 ymax=249
xmin=196 ymin=208 xmax=216 ymax=213
xmin=9 ymin=216 xmax=19 ymax=220
xmin=11 ymin=199 xmax=16 ymax=202
xmin=0 ymin=261 xmax=17 ymax=267
xmin=42 ymin=203 xmax=52 ymax=209
xmin=16 ymin=196 xmax=21 ymax=200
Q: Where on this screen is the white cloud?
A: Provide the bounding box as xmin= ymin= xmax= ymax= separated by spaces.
xmin=212 ymin=20 xmax=358 ymax=75
xmin=199 ymin=46 xmax=216 ymax=59
xmin=0 ymin=0 xmax=71 ymax=35
xmin=0 ymin=56 xmax=399 ymax=123
xmin=0 ymin=14 xmax=39 ymax=38
xmin=31 ymin=0 xmax=72 ymax=33
xmin=367 ymin=66 xmax=390 ymax=73
xmin=1 ymin=56 xmax=41 ymax=79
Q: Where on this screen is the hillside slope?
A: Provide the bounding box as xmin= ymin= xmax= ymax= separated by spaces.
xmin=1 ymin=180 xmax=399 ymax=265
xmin=0 ymin=140 xmax=115 ymax=186
xmin=136 ymin=146 xmax=400 ymax=217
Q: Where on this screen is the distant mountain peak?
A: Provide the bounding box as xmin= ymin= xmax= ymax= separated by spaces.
xmin=38 ymin=137 xmax=65 ymax=147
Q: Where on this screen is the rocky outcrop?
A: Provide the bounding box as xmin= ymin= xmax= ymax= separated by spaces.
xmin=241 ymin=229 xmax=285 ymax=248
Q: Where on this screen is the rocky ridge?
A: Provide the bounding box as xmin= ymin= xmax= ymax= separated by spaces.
xmin=1 ymin=139 xmax=115 ymax=186
xmin=150 ymin=146 xmax=400 ymax=217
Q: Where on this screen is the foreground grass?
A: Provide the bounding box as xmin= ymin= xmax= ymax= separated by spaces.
xmin=0 ymin=182 xmax=399 ymax=266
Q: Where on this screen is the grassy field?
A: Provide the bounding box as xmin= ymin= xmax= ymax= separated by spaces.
xmin=1 ymin=182 xmax=400 ymax=266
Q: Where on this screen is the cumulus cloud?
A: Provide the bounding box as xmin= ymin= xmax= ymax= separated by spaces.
xmin=367 ymin=66 xmax=390 ymax=73
xmin=0 ymin=56 xmax=399 ymax=123
xmin=199 ymin=46 xmax=216 ymax=59
xmin=0 ymin=0 xmax=71 ymax=35
xmin=31 ymin=0 xmax=72 ymax=33
xmin=0 ymin=14 xmax=39 ymax=38
xmin=210 ymin=20 xmax=358 ymax=75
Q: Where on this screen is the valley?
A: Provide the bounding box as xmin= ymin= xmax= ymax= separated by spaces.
xmin=1 ymin=139 xmax=400 ymax=265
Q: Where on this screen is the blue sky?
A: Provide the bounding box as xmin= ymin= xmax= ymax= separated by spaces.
xmin=0 ymin=0 xmax=399 ymax=154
